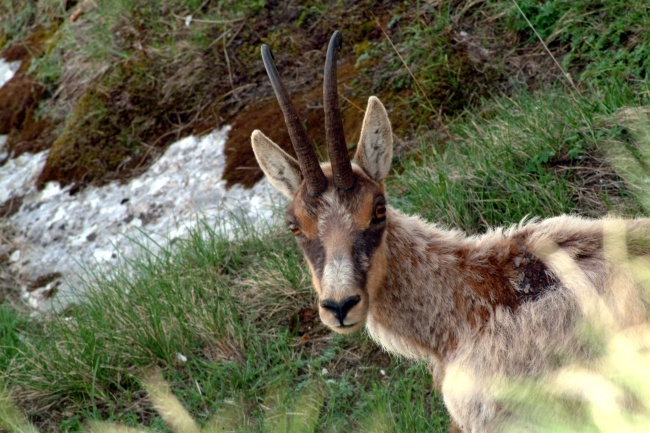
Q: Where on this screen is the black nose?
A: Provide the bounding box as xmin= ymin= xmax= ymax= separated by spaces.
xmin=320 ymin=295 xmax=361 ymax=326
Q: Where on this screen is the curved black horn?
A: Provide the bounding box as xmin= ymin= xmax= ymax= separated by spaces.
xmin=324 ymin=31 xmax=355 ymax=191
xmin=261 ymin=45 xmax=327 ymax=197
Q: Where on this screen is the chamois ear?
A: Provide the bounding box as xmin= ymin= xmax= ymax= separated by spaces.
xmin=354 ymin=96 xmax=393 ymax=183
xmin=251 ymin=130 xmax=303 ymax=199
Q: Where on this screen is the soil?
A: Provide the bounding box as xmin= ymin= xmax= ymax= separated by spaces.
xmin=0 ymin=26 xmax=60 ymax=162
xmin=223 ymin=61 xmax=365 ymax=188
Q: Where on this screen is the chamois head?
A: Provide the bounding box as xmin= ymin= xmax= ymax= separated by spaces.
xmin=251 ymin=32 xmax=393 ymax=334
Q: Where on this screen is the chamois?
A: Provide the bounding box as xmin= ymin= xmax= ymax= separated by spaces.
xmin=250 ymin=31 xmax=650 ymax=432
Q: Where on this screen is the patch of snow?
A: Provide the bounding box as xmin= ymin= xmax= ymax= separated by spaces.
xmin=0 ymin=59 xmax=20 ymax=88
xmin=3 ymin=126 xmax=284 ymax=311
xmin=0 ymin=148 xmax=49 ymax=203
xmin=9 ymin=249 xmax=20 ymax=262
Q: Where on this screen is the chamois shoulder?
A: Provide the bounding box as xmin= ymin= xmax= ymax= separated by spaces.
xmin=385 ymin=208 xmax=560 ymax=311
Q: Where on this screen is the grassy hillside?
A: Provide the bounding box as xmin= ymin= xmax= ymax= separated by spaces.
xmin=2 ymin=0 xmax=650 ymax=431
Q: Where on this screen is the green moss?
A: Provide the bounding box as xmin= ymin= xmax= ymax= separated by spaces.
xmin=354 ymin=40 xmax=372 ymax=59
xmin=261 ymin=28 xmax=300 ymax=56
xmin=0 ymin=0 xmax=65 ymax=49
xmin=355 ymin=20 xmax=377 ymax=41
xmin=40 ymin=85 xmax=128 ymax=186
xmin=37 ymin=40 xmax=202 ymax=188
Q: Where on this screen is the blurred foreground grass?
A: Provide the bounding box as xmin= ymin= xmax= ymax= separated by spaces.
xmin=495 ymin=109 xmax=650 ymax=432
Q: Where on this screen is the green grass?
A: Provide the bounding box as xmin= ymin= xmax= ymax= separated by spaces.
xmin=0 ymin=305 xmax=24 ymax=371
xmin=1 ymin=216 xmax=448 ymax=432
xmin=390 ymin=82 xmax=649 ymax=232
xmin=353 ymin=1 xmax=500 ymax=133
xmin=2 ymin=0 xmax=650 ymax=431
xmin=25 ymin=0 xmax=260 ymax=87
xmin=0 ymin=0 xmax=65 ymax=49
xmin=507 ymin=0 xmax=650 ymax=84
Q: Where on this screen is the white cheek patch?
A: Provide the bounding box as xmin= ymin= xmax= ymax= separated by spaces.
xmin=322 ymin=255 xmax=356 ymax=295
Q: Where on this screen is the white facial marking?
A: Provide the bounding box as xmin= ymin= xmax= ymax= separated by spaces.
xmin=318 ymin=189 xmax=358 ymax=297
xmin=318 ymin=189 xmax=353 ymax=233
xmin=322 ymin=255 xmax=355 ymax=296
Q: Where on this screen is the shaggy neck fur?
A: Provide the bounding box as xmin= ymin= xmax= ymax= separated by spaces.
xmin=366 ymin=207 xmax=550 ymax=365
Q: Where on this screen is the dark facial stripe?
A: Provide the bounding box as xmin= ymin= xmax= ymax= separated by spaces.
xmin=299 ymin=237 xmax=326 ymax=280
xmin=351 ymin=222 xmax=386 ymax=290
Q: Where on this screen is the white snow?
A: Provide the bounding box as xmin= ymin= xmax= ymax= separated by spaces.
xmin=2 ymin=126 xmax=284 ymax=311
xmin=0 ymin=58 xmax=20 ymax=88
xmin=0 ymin=147 xmax=49 ymax=203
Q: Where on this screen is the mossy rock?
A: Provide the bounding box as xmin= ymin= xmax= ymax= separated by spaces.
xmin=36 ymin=50 xmax=201 ymax=188
xmin=37 ymin=86 xmax=130 ymax=188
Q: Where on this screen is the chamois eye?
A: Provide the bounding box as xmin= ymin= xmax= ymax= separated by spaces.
xmin=373 ymin=204 xmax=387 ymax=223
xmin=289 ymin=224 xmax=302 ymax=236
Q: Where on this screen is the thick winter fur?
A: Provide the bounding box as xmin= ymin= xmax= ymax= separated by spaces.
xmin=368 ymin=211 xmax=650 ymax=431
xmin=251 ymin=96 xmax=650 ymax=432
